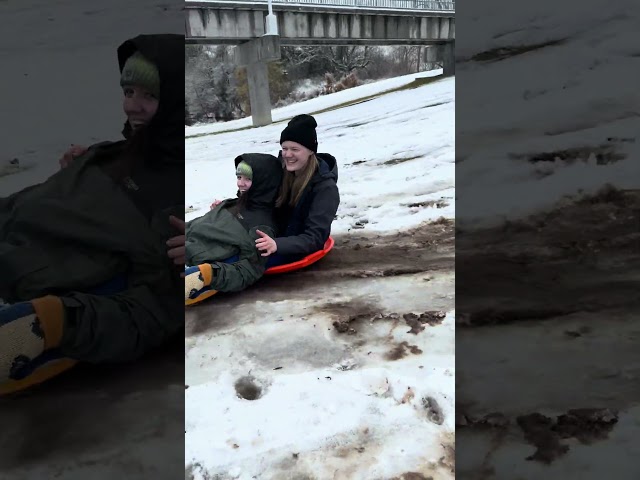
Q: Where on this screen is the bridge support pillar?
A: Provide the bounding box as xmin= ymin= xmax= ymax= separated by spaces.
xmin=235 ymin=35 xmax=281 ymax=127
xmin=442 ymin=41 xmax=455 ymax=76
xmin=425 ymin=42 xmax=455 ymax=76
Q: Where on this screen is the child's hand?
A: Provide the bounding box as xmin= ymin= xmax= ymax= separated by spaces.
xmin=59 ymin=144 xmax=88 ymax=169
xmin=210 ymin=199 xmax=222 ymax=209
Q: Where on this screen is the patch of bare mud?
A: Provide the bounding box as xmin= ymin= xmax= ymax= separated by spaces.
xmin=385 ymin=341 xmax=423 ymax=361
xmin=313 ymin=300 xmax=446 ymax=337
xmin=457 ymin=188 xmax=640 ymax=326
xmin=512 ymin=145 xmax=627 ymax=166
xmin=515 ymin=408 xmax=619 ymax=464
xmin=470 ymin=38 xmax=567 ymax=63
xmin=517 ymin=408 xmax=618 ymax=464
xmin=407 ymin=199 xmax=449 ymax=209
xmin=458 ymin=407 xmax=619 ymax=467
xmin=384 ymin=155 xmax=423 ymax=166
xmin=457 ymin=412 xmax=510 ymax=430
xmin=404 ymin=312 xmax=446 ymax=334
xmin=322 ymin=222 xmax=454 ymax=279
xmin=457 ymin=188 xmax=637 ymax=475
xmin=193 ymin=221 xmax=453 ymax=311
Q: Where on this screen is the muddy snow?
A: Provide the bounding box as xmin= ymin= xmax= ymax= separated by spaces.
xmin=455 ymin=0 xmax=640 ymax=476
xmin=185 ymin=74 xmax=455 ymax=478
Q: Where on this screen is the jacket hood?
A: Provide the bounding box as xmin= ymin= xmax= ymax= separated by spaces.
xmin=313 ymin=153 xmax=338 ymax=184
xmin=117 ymin=34 xmax=184 ymax=165
xmin=234 ymin=153 xmax=283 ymax=209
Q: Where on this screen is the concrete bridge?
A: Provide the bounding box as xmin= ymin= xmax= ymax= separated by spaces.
xmin=185 ymin=0 xmax=455 ymax=126
xmin=185 ymin=0 xmax=455 ymax=46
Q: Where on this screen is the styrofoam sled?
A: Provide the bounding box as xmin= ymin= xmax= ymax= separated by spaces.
xmin=0 ymin=275 xmax=127 ymax=397
xmin=185 ymin=236 xmax=334 ymax=306
xmin=0 ymin=356 xmax=78 ymax=396
xmin=185 ymin=286 xmax=218 ymax=306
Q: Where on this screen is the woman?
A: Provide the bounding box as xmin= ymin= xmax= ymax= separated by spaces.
xmin=184 ymin=153 xmax=283 ymax=298
xmin=0 ymin=34 xmax=184 ymax=384
xmin=255 ymin=114 xmax=340 ymax=264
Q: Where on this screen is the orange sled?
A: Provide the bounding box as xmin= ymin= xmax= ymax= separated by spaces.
xmin=265 ymin=236 xmax=335 ymax=275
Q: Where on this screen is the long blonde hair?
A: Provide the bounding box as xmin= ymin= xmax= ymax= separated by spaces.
xmin=276 ymin=154 xmax=318 ymax=207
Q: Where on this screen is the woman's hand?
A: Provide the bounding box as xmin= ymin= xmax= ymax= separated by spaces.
xmin=255 ymin=230 xmax=277 ymax=256
xmin=210 ymin=199 xmax=222 ymax=210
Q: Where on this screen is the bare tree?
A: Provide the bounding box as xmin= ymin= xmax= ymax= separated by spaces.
xmin=185 ymin=42 xmax=439 ymax=125
xmin=282 ymin=46 xmax=371 ymax=76
xmin=185 ymin=45 xmax=242 ymax=122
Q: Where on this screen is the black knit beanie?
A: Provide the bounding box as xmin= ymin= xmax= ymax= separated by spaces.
xmin=279 ymin=114 xmax=318 ymax=153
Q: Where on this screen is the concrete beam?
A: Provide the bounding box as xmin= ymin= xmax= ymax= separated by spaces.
xmin=186 ymin=37 xmax=452 ymax=47
xmin=186 ymin=6 xmax=455 ymax=44
xmin=235 ymin=35 xmax=281 ymax=66
xmin=185 ymin=2 xmax=455 ymax=19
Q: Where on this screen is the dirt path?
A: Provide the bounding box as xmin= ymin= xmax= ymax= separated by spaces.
xmin=190 ymin=219 xmax=454 ymax=311
xmin=456 ymin=188 xmax=640 ymax=477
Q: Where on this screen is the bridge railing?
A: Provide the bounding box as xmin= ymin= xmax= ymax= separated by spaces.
xmin=221 ymin=0 xmax=455 ymax=11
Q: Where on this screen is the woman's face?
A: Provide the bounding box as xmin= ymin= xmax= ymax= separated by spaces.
xmin=122 ymin=85 xmax=159 ymax=130
xmin=281 ymin=141 xmax=312 ymax=173
xmin=236 ymin=174 xmax=253 ymax=194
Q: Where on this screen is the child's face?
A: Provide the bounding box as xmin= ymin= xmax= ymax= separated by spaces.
xmin=122 ymin=85 xmax=159 ymax=130
xmin=237 ymin=174 xmax=252 ymax=194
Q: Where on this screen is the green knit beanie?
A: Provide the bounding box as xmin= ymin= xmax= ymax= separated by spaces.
xmin=236 ymin=161 xmax=253 ymax=180
xmin=120 ymin=51 xmax=160 ymax=97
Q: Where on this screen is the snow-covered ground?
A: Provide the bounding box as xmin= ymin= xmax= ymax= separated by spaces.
xmin=456 ymin=0 xmax=640 ymax=477
xmin=186 ymin=69 xmax=443 ymax=136
xmin=185 ymin=73 xmax=455 ymax=478
xmin=456 ymin=0 xmax=640 ymax=229
xmin=186 ymin=70 xmax=455 ymax=232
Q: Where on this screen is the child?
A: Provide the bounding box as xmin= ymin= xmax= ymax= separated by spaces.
xmin=184 ymin=153 xmax=283 ymax=299
xmin=0 ymin=34 xmax=184 ymax=386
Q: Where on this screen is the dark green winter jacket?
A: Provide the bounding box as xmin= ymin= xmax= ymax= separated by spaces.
xmin=185 ymin=153 xmax=283 ymax=292
xmin=0 ymin=34 xmax=185 ymax=363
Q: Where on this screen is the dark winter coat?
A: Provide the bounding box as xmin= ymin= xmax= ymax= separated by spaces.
xmin=0 ymin=34 xmax=185 ymax=363
xmin=185 ymin=153 xmax=283 ymax=292
xmin=274 ymin=152 xmax=340 ymax=258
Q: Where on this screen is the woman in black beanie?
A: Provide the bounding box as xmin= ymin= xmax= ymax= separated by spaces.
xmin=254 ymin=114 xmax=340 ymax=263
